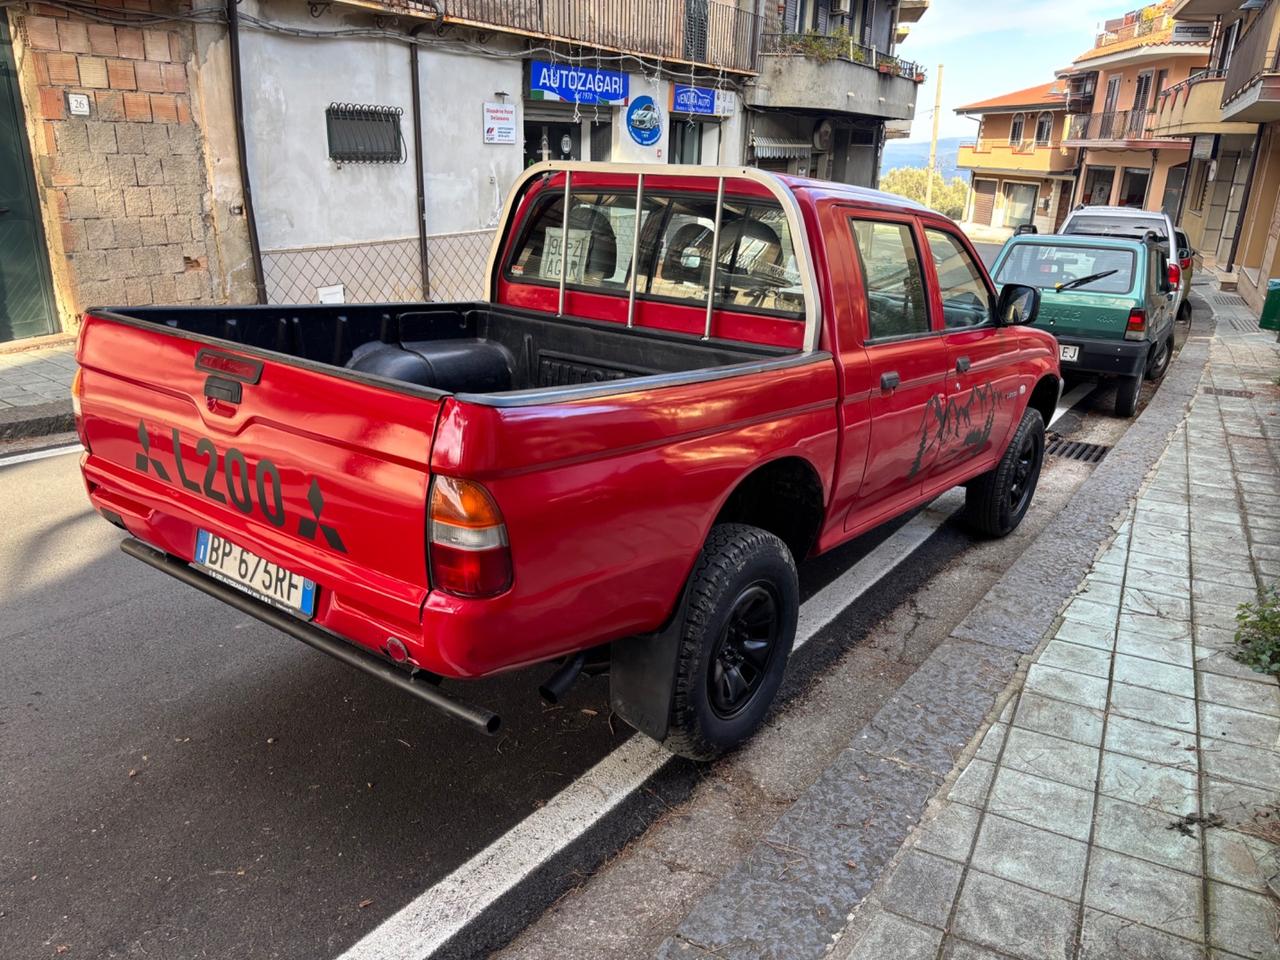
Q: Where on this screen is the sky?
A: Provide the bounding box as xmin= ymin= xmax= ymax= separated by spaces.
xmin=896 ymin=0 xmax=1134 ymax=141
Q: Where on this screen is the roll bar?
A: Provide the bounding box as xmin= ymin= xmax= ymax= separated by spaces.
xmin=484 ymin=161 xmax=823 ymax=353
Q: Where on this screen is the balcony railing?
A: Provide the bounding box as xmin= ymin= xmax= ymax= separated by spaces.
xmin=376 ymin=0 xmax=762 ymax=73
xmin=759 ymin=32 xmax=924 ymax=81
xmin=963 ymin=138 xmax=1064 ymax=155
xmin=957 ymin=138 xmax=1074 ymax=172
xmin=1222 ymin=0 xmax=1280 ymax=106
xmin=1094 ymin=6 xmax=1171 ymax=49
xmin=1067 ymin=108 xmax=1160 ymax=141
xmin=1152 ymin=69 xmax=1235 ymax=135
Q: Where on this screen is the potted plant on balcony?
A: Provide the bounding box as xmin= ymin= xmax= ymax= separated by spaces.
xmin=877 ymin=55 xmax=895 ymax=74
xmin=914 ymin=70 xmax=926 ymax=82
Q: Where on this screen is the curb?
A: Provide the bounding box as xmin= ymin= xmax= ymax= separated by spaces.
xmin=657 ymin=299 xmax=1217 ymax=960
xmin=0 ymin=400 xmax=75 ymax=442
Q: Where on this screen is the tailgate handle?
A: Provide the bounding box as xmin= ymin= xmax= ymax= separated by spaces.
xmin=955 ymin=356 xmax=972 ymax=373
xmin=880 ymin=371 xmax=900 ymax=392
xmin=204 ymin=375 xmax=242 ymax=405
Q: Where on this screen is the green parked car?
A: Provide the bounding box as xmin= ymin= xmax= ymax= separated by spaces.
xmin=991 ymin=234 xmax=1178 ymax=417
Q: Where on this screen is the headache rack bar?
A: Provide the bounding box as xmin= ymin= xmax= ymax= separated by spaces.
xmin=489 ymin=161 xmax=823 ymax=352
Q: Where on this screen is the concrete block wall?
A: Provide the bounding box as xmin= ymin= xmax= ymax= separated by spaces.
xmin=12 ymin=0 xmax=219 ymax=316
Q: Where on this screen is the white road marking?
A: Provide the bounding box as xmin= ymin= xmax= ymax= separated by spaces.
xmin=0 ymin=443 xmax=83 ymax=468
xmin=1049 ymin=382 xmax=1095 ymax=428
xmin=336 ymin=488 xmax=966 ymax=960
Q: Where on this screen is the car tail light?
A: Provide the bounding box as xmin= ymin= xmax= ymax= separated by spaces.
xmin=428 ymin=476 xmax=512 ymax=598
xmin=71 ymin=366 xmax=90 ymax=451
xmin=1125 ymin=308 xmax=1147 ymax=342
xmin=1167 ymin=263 xmax=1181 ymax=290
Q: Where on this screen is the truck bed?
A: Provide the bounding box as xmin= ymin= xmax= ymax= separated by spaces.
xmin=106 ymin=302 xmax=794 ymax=401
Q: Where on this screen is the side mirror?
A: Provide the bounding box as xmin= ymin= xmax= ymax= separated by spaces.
xmin=997 ymin=284 xmax=1040 ymax=326
xmin=680 ymin=248 xmax=703 ymax=270
xmin=1015 ymin=223 xmax=1038 ymax=236
xmin=1167 ymin=263 xmax=1181 ymax=291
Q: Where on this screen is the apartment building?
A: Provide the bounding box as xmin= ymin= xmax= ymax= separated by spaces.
xmin=1162 ymin=0 xmax=1280 ymax=314
xmin=1060 ymin=2 xmax=1211 ymax=213
xmin=955 ymin=81 xmax=1077 ymax=237
xmin=1 ymin=0 xmax=928 ymax=343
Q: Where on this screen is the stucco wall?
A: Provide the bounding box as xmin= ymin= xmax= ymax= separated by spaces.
xmin=238 ymin=0 xmax=417 ymax=251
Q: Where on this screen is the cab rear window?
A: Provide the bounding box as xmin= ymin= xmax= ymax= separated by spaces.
xmin=996 ymin=243 xmax=1136 ymax=294
xmin=507 ymin=189 xmax=804 ymax=319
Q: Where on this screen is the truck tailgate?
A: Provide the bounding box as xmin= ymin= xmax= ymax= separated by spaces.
xmin=77 ymin=313 xmax=443 ymax=651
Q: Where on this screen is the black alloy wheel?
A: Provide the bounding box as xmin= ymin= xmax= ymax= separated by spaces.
xmin=707 ymin=582 xmax=781 ymax=719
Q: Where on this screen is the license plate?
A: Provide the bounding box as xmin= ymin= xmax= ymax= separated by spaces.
xmin=1059 ymin=344 xmax=1080 ymax=363
xmin=194 ymin=530 xmax=317 ymax=618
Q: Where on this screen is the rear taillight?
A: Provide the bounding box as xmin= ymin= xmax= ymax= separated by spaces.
xmin=71 ymin=366 xmax=89 ymax=451
xmin=428 ymin=476 xmax=512 ymax=598
xmin=1125 ymin=308 xmax=1147 ymax=342
xmin=1167 ymin=263 xmax=1182 ymax=290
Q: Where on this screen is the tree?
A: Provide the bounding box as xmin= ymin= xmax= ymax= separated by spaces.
xmin=878 ymin=167 xmax=970 ymax=221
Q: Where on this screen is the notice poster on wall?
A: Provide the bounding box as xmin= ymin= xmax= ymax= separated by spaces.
xmin=483 ymin=102 xmax=518 ymax=144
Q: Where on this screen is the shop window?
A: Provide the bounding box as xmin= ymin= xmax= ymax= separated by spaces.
xmin=670 ymin=120 xmax=704 ymax=165
xmin=325 ymin=103 xmax=405 ymax=164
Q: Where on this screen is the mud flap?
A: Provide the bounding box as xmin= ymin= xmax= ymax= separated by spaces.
xmin=608 ymin=585 xmax=690 ymax=742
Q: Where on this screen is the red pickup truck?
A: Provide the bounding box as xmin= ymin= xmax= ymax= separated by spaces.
xmin=76 ymin=163 xmax=1059 ymax=759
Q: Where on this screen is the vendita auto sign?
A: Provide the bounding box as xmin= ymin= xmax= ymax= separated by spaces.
xmin=529 ymin=61 xmax=629 ymax=105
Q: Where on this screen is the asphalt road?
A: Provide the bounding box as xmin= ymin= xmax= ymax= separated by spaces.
xmin=0 ymin=446 xmax=971 ymax=960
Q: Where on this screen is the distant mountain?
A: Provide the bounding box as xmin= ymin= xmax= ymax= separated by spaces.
xmin=882 ymin=137 xmax=968 ymax=183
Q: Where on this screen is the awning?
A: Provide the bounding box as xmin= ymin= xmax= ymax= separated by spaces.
xmin=751 ymin=136 xmax=812 ymax=159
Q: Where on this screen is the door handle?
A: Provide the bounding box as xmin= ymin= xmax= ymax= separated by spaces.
xmin=0 ymin=207 xmax=10 ymax=216
xmin=880 ymin=371 xmax=901 ymax=391
xmin=955 ymin=356 xmax=972 ymax=373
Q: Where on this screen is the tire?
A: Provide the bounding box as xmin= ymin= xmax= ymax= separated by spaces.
xmin=1115 ymin=374 xmax=1141 ymax=417
xmin=662 ymin=524 xmax=798 ymax=761
xmin=1146 ymin=335 xmax=1173 ymax=381
xmin=962 ymin=407 xmax=1045 ymax=538
xmin=1178 ymin=300 xmax=1192 ymax=324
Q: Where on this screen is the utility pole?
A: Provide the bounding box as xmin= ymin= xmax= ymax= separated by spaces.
xmin=925 ymin=64 xmax=944 ymax=210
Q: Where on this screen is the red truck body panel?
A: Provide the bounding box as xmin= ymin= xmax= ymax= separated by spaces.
xmin=77 ymin=164 xmax=1060 ymax=684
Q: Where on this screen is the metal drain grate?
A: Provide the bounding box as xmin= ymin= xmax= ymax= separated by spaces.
xmin=1045 ymin=437 xmax=1111 ymax=463
xmin=1211 ymin=293 xmax=1247 ymax=306
xmin=1204 ymin=386 xmax=1255 ymax=399
xmin=1228 ymin=315 xmax=1261 ymax=332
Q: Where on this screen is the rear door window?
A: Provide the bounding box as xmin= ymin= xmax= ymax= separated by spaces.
xmin=995 ymin=243 xmax=1136 ymax=294
xmin=847 ymin=218 xmax=931 ymax=340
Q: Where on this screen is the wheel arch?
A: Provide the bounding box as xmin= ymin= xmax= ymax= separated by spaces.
xmin=1026 ymin=375 xmax=1061 ymax=428
xmin=713 ymin=456 xmax=826 ymax=562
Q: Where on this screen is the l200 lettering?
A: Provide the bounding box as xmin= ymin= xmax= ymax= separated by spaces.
xmin=134 ymin=420 xmax=347 ymax=553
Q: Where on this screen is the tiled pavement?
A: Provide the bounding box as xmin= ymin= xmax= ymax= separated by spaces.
xmin=0 ymin=344 xmax=76 ymax=410
xmin=835 ymin=316 xmax=1280 ymax=959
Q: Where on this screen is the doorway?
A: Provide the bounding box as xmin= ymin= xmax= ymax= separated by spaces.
xmin=1082 ymin=166 xmax=1115 ymax=205
xmin=1003 ymin=183 xmax=1039 ymax=227
xmin=1 ymin=18 xmax=58 ymax=343
xmin=1118 ymin=167 xmax=1150 ymax=207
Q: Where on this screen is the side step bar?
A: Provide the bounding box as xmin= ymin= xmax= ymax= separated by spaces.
xmin=120 ymin=538 xmax=501 ymax=735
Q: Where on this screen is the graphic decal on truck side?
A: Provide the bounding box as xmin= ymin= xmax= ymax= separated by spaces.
xmin=908 ymin=383 xmax=1000 ymax=478
xmin=134 ymin=420 xmax=347 ymax=553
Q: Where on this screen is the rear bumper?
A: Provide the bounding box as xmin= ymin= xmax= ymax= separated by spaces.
xmin=1055 ymin=335 xmax=1147 ymax=378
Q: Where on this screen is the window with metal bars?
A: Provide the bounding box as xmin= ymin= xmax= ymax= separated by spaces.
xmin=325 ymin=103 xmax=405 ymax=164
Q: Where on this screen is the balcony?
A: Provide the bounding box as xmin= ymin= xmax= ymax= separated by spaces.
xmin=1221 ymin=0 xmax=1280 ymax=122
xmin=1064 ymin=108 xmax=1190 ymax=147
xmin=897 ymin=0 xmax=929 ymax=24
xmin=343 ymin=0 xmax=762 ymax=74
xmin=747 ymin=33 xmax=924 ymax=119
xmin=1152 ymin=70 xmax=1257 ymax=136
xmin=957 ymin=139 xmax=1076 ymax=175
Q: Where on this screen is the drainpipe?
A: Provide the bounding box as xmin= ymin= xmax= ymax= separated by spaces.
xmin=409 ymin=24 xmax=431 ymax=300
xmin=225 ymin=0 xmax=266 ymax=303
xmin=1226 ymin=128 xmax=1263 ymax=271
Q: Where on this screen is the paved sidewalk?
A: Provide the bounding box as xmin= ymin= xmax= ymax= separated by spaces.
xmin=0 ymin=343 xmax=76 ymax=440
xmin=834 ymin=307 xmax=1280 ymax=959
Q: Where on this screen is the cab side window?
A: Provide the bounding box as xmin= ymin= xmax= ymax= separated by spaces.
xmin=848 ymin=218 xmax=930 ymax=341
xmin=924 ymin=229 xmax=994 ymax=329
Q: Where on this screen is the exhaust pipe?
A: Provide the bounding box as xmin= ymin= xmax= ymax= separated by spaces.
xmin=120 ymin=538 xmax=501 ymax=735
xmin=539 ymin=653 xmax=585 ymax=704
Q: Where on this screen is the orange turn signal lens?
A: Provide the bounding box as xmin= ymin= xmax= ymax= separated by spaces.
xmin=430 ymin=476 xmax=505 ymax=529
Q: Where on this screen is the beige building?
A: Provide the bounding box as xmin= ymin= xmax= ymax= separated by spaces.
xmin=956 ymin=81 xmax=1078 ymax=237
xmin=1163 ymin=0 xmax=1280 ymax=314
xmin=1060 ymin=2 xmax=1211 ymax=213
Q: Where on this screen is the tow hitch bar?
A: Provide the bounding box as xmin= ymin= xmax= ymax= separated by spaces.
xmin=120 ymin=538 xmax=501 ymax=735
